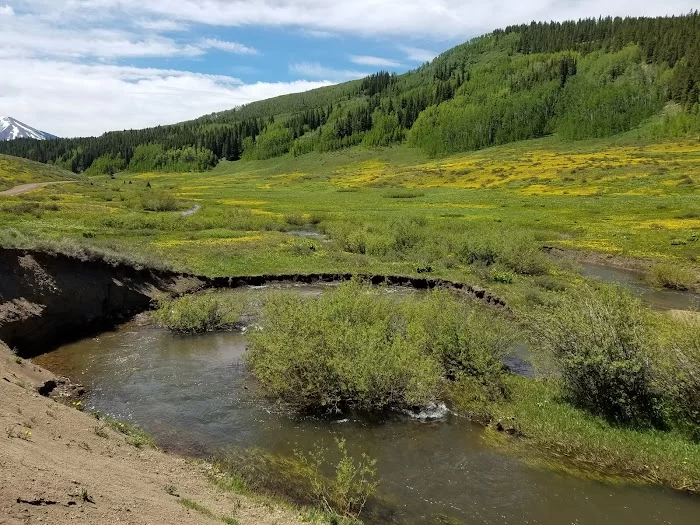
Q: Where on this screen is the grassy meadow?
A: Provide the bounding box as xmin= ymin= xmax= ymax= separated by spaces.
xmin=1 ymin=134 xmax=699 ymax=291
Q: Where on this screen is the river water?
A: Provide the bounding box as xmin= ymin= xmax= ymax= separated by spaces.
xmin=581 ymin=262 xmax=699 ymax=311
xmin=35 ymin=317 xmax=699 ymax=525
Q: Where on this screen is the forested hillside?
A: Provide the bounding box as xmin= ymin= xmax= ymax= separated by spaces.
xmin=1 ymin=14 xmax=699 ymax=173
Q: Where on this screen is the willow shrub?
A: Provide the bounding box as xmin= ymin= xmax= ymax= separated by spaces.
xmin=246 ymin=281 xmax=515 ymax=412
xmin=153 ymin=292 xmax=244 ymax=334
xmin=527 ymin=285 xmax=663 ymax=426
xmin=654 ymin=313 xmax=700 ymax=440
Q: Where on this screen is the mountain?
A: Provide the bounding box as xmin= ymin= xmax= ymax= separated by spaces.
xmin=0 ymin=116 xmax=57 ymax=141
xmin=0 ymin=14 xmax=698 ymax=173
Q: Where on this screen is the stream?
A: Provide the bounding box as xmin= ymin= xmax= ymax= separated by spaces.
xmin=34 ymin=273 xmax=700 ymax=525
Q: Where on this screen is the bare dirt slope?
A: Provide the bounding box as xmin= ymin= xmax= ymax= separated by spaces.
xmin=0 ymin=181 xmax=74 ymax=196
xmin=0 ymin=343 xmax=306 ymax=525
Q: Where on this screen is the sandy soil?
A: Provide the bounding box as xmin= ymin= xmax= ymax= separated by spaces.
xmin=0 ymin=343 xmax=307 ymax=525
xmin=0 ymin=182 xmax=74 ymax=197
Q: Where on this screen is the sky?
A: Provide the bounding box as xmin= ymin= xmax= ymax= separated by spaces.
xmin=0 ymin=1 xmax=697 ymax=138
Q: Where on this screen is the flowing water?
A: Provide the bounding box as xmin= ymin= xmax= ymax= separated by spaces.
xmin=32 ymin=272 xmax=700 ymax=524
xmin=581 ymin=262 xmax=699 ymax=311
xmin=35 ymin=315 xmax=699 ymax=525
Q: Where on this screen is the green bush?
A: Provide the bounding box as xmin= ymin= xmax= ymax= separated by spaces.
xmin=140 ymin=189 xmax=178 ymax=212
xmin=654 ymin=313 xmax=700 ymax=440
xmin=527 ymin=285 xmax=662 ymax=426
xmin=153 ymin=292 xmax=244 ymax=333
xmin=246 ymin=282 xmax=513 ymax=412
xmin=247 ymin=282 xmax=443 ymax=411
xmin=295 ymin=438 xmax=379 ymax=520
xmin=405 ymin=289 xmax=516 ymax=398
xmin=648 ymin=263 xmax=696 ymax=291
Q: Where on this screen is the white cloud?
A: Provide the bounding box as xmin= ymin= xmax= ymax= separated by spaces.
xmin=289 ymin=62 xmax=368 ymax=82
xmin=199 ymin=38 xmax=259 ymax=55
xmin=0 ymin=4 xmax=13 ymax=16
xmin=398 ymin=45 xmax=438 ymax=63
xmin=0 ymin=15 xmax=203 ymax=58
xmin=0 ymin=58 xmax=332 ymax=137
xmin=135 ymin=19 xmax=187 ymax=31
xmin=349 ymin=55 xmax=402 ymax=68
xmin=12 ymin=0 xmax=699 ymax=39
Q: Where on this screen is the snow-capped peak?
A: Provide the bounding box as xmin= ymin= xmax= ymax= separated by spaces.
xmin=0 ymin=116 xmax=57 ymax=141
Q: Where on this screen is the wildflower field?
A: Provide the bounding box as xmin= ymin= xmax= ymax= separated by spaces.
xmin=2 ymin=135 xmax=697 ymax=294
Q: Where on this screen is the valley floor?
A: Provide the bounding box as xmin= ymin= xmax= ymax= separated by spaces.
xmin=1 ymin=135 xmax=697 ymax=299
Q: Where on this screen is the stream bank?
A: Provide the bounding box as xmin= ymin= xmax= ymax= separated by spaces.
xmin=0 ymin=342 xmax=309 ymax=525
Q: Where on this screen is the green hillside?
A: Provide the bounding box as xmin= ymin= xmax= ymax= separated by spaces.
xmin=0 ymin=154 xmax=79 ymax=191
xmin=0 ymin=14 xmax=698 ymax=174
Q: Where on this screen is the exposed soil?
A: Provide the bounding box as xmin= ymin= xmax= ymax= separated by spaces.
xmin=0 ymin=342 xmax=308 ymax=525
xmin=0 ymin=248 xmax=207 ymax=356
xmin=0 ymin=182 xmax=75 ymax=197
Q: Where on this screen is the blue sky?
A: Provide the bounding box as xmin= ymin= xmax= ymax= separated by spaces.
xmin=0 ymin=0 xmax=696 ymax=137
xmin=130 ymin=25 xmax=441 ymax=83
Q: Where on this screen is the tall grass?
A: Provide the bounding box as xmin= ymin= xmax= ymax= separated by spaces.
xmin=212 ymin=443 xmax=381 ymax=524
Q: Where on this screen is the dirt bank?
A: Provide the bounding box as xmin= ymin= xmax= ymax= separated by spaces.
xmin=0 ymin=247 xmax=507 ymax=357
xmin=0 ymin=342 xmax=307 ymax=525
xmin=0 ymin=248 xmax=206 ymax=357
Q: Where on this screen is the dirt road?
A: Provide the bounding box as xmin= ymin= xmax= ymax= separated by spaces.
xmin=0 ymin=181 xmax=75 ymax=196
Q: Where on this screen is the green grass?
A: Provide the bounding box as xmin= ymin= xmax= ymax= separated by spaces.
xmin=0 ymin=135 xmax=697 ymax=292
xmin=0 ymin=154 xmax=80 ymax=191
xmin=90 ymin=411 xmax=156 ymax=449
xmin=179 ymin=498 xmax=214 ymax=517
xmin=481 ymin=376 xmax=700 ymax=493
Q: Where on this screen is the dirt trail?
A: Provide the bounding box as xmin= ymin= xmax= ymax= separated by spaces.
xmin=0 ymin=343 xmax=307 ymax=525
xmin=0 ymin=181 xmax=75 ymax=196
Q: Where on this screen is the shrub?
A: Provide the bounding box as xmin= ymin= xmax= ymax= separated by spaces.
xmin=246 ymin=282 xmax=443 ymax=412
xmin=405 ymin=289 xmax=516 ymax=399
xmin=648 ymin=263 xmax=696 ymax=291
xmin=153 ymin=292 xmax=244 ymax=334
xmin=140 ymin=189 xmax=178 ymax=212
xmin=246 ymin=282 xmax=514 ymax=412
xmin=296 ymin=438 xmax=378 ymax=520
xmin=284 ymin=212 xmax=306 ymax=226
xmin=527 ymin=285 xmax=662 ymax=426
xmin=654 ymin=313 xmax=700 ymax=440
xmin=458 ymin=230 xmax=550 ymax=276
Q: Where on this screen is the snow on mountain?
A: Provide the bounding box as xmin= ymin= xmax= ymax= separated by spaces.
xmin=0 ymin=116 xmax=57 ymax=141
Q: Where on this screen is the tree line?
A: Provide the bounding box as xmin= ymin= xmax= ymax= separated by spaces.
xmin=1 ymin=14 xmax=699 ymax=171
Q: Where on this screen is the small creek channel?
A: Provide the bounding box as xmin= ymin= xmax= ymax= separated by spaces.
xmin=581 ymin=262 xmax=699 ymax=311
xmin=35 ymin=278 xmax=700 ymax=525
